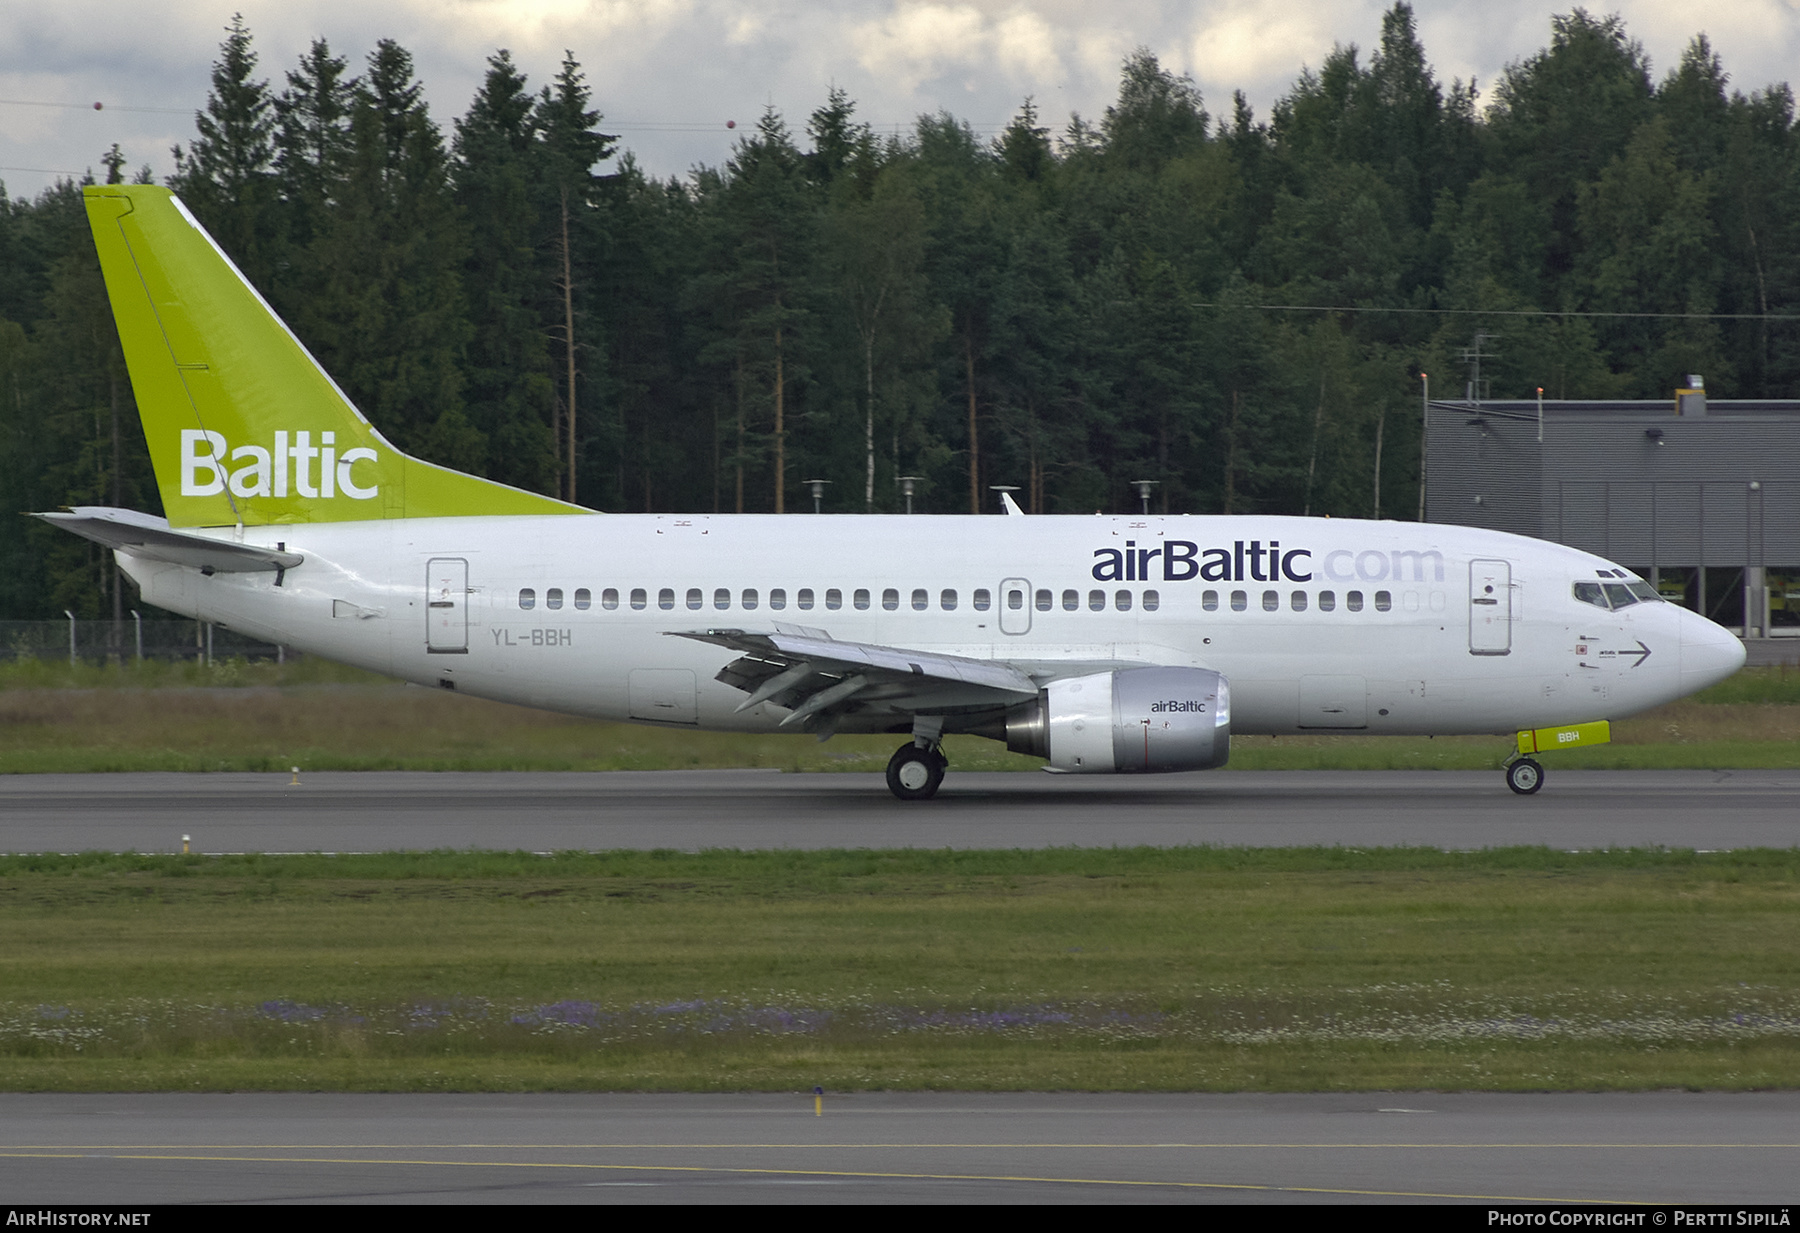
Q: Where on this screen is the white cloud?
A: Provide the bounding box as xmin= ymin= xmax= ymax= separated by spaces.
xmin=851 ymin=4 xmax=1001 ymax=93
xmin=1186 ymin=1 xmax=1342 ymax=92
xmin=990 ymin=8 xmax=1063 ymax=82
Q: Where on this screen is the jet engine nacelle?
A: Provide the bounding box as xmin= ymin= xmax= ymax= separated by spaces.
xmin=1004 ymin=667 xmax=1230 ymax=773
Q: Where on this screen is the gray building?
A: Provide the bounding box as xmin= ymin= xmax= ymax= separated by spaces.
xmin=1424 ymin=388 xmax=1800 ymax=636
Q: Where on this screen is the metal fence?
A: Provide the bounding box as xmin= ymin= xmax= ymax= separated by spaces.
xmin=0 ymin=618 xmax=289 ymax=665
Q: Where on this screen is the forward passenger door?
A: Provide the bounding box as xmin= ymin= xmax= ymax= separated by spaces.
xmin=1469 ymin=559 xmax=1512 ymax=656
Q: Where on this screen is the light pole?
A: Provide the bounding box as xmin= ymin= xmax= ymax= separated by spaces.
xmin=1130 ymin=479 xmax=1159 ymax=515
xmin=1418 ymin=371 xmax=1429 ymax=522
xmin=897 ymin=476 xmax=923 ymax=515
xmin=64 ymin=610 xmax=76 ymax=668
xmin=803 ymin=479 xmax=830 ymax=514
xmin=989 ymin=484 xmax=1021 ymax=514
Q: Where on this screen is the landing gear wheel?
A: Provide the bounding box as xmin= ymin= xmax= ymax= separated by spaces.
xmin=886 ymin=743 xmax=946 ymax=801
xmin=1506 ymin=758 xmax=1544 ymax=795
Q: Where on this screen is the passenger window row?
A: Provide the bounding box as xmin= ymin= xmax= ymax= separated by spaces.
xmin=510 ymin=585 xmax=1421 ymax=615
xmin=1201 ymin=588 xmax=1394 ymax=613
xmin=515 ymin=586 xmax=1162 ymax=613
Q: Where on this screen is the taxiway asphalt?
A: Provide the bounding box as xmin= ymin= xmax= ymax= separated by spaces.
xmin=0 ymin=767 xmax=1793 ymax=852
xmin=4 ymin=1091 xmax=1797 ymax=1205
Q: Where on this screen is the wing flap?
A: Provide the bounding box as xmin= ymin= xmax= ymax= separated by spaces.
xmin=670 ymin=627 xmax=1039 ymax=728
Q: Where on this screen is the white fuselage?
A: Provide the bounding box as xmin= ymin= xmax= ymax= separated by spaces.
xmin=117 ymin=514 xmax=1746 ymax=738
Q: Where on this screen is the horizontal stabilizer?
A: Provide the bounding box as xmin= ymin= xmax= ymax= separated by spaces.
xmin=35 ymin=507 xmax=302 ymax=574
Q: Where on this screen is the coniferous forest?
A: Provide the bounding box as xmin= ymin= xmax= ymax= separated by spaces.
xmin=3 ymin=5 xmax=1798 ymax=619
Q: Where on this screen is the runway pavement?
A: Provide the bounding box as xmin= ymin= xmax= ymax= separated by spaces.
xmin=2 ymin=1091 xmax=1796 ymax=1205
xmin=0 ymin=767 xmax=1795 ymax=852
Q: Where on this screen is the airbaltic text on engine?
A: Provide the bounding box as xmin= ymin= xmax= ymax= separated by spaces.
xmin=1095 ymin=539 xmax=1447 ymax=584
xmin=179 ymin=429 xmax=380 ymax=500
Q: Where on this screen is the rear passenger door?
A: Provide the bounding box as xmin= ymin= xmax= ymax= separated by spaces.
xmin=426 ymin=558 xmax=468 ymax=654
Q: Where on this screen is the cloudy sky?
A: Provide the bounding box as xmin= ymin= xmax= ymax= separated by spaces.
xmin=3 ymin=1 xmax=1798 ymax=199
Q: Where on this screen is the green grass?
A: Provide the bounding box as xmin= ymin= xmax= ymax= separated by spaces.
xmin=3 ymin=847 xmax=1800 ymax=1091
xmin=0 ymin=654 xmax=387 ymax=692
xmin=1692 ymin=661 xmax=1800 ymax=705
xmin=0 ymin=662 xmax=1796 ymax=773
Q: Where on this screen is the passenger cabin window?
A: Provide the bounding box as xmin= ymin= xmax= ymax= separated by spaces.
xmin=1290 ymin=590 xmax=1307 ymax=611
xmin=941 ymin=589 xmax=958 ymax=611
xmin=1318 ymin=590 xmax=1335 ymax=611
xmin=973 ymin=589 xmax=991 ymax=611
xmin=1115 ymin=590 xmax=1132 ymax=611
xmin=826 ymin=589 xmax=842 ymax=610
xmin=574 ymin=588 xmax=591 ymax=611
xmin=657 ymin=588 xmax=674 ymax=610
xmin=1089 ymin=589 xmax=1105 ymax=611
xmin=630 ymin=588 xmax=647 ymax=610
xmin=1202 ymin=590 xmax=1219 ymax=611
xmin=882 ymin=588 xmax=899 ymax=611
xmin=854 ymin=589 xmax=870 ymax=610
xmin=769 ymin=589 xmax=786 ymax=610
xmin=601 ymin=588 xmax=619 ymax=611
xmin=1035 ymin=589 xmax=1052 ymax=611
xmin=1374 ymin=590 xmax=1392 ymax=611
xmin=546 ymin=588 xmax=563 ymax=610
xmin=1062 ymin=589 xmax=1078 ymax=611
xmin=795 ymin=588 xmax=812 ymax=609
xmin=742 ymin=588 xmax=759 ymax=610
xmin=714 ymin=588 xmax=730 ymax=610
xmin=1346 ymin=590 xmax=1364 ymax=612
xmin=1230 ymin=590 xmax=1247 ymax=611
xmin=1262 ymin=590 xmax=1279 ymax=611
xmin=518 ymin=588 xmax=536 ymax=610
xmin=686 ymin=588 xmax=703 ymax=610
xmin=1007 ymin=588 xmax=1024 ymax=610
xmin=913 ymin=588 xmax=929 ymax=611
xmin=1142 ymin=590 xmax=1159 ymax=611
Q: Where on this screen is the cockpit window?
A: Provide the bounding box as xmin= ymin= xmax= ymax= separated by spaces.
xmin=1575 ymin=579 xmax=1662 ymax=610
xmin=1603 ymin=583 xmax=1638 ymax=609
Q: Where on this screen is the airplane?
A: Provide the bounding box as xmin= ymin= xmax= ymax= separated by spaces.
xmin=42 ymin=185 xmax=1748 ymax=800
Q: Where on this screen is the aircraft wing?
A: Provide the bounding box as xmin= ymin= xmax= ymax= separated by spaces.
xmin=35 ymin=506 xmax=303 ymax=574
xmin=670 ymin=626 xmax=1039 ymax=730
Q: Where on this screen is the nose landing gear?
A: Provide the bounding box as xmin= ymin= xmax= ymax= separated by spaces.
xmin=1505 ymin=720 xmax=1609 ymax=795
xmin=886 ymin=742 xmax=947 ymax=800
xmin=1504 ymin=757 xmax=1544 ymax=795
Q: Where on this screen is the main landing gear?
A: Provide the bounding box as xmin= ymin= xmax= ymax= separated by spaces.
xmin=1505 ymin=757 xmax=1544 ymax=795
xmin=886 ymin=742 xmax=947 ymax=801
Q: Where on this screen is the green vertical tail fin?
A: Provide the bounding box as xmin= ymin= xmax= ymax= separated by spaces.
xmin=84 ymin=184 xmax=584 ymax=526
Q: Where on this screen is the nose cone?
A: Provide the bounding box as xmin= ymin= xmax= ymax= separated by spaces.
xmin=1678 ymin=608 xmax=1747 ymax=696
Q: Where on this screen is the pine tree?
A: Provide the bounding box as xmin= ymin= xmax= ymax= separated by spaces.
xmin=300 ymin=40 xmax=477 ymax=469
xmin=702 ymin=111 xmax=816 ymax=513
xmin=454 ymin=51 xmax=556 ymax=494
xmin=534 ymin=52 xmax=617 ymax=503
xmin=170 ymin=15 xmax=280 ymax=288
xmin=273 ymin=39 xmax=354 ymax=260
